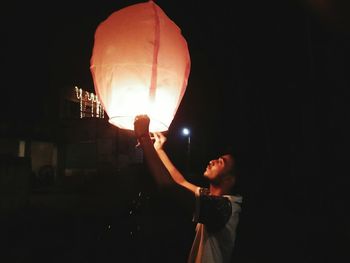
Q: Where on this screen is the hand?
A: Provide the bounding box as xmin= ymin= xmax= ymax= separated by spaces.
xmin=134 ymin=114 xmax=150 ymax=139
xmin=152 ymin=132 xmax=167 ymax=151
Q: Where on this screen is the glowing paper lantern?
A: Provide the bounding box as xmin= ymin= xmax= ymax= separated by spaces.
xmin=90 ymin=0 xmax=191 ymax=132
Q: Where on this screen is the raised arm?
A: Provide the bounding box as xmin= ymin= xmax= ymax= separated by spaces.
xmin=153 ymin=132 xmax=198 ymax=193
xmin=134 ymin=115 xmax=195 ymax=213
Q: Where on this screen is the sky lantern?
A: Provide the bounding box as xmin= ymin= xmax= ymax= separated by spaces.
xmin=90 ymin=0 xmax=191 ymax=132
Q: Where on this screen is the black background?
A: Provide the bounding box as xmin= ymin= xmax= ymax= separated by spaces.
xmin=1 ymin=0 xmax=349 ymax=262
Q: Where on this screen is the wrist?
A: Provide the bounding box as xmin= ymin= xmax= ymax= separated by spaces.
xmin=155 ymin=147 xmax=164 ymax=152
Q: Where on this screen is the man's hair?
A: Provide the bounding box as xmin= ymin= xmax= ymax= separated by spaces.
xmin=223 ymin=153 xmax=237 ymax=178
xmin=219 ymin=142 xmax=241 ymax=179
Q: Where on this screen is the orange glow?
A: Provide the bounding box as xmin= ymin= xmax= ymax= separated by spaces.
xmin=90 ymin=1 xmax=191 ymax=132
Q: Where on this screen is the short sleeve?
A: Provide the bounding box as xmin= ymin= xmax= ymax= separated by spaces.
xmin=193 ymin=188 xmax=232 ymax=232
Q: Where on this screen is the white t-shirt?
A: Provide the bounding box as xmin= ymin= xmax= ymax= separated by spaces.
xmin=188 ymin=187 xmax=243 ymax=263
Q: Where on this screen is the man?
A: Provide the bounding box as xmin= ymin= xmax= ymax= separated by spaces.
xmin=134 ymin=115 xmax=242 ymax=263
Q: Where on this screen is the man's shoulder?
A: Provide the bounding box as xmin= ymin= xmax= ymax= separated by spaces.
xmin=224 ymin=194 xmax=243 ymax=213
xmin=228 ymin=194 xmax=243 ymax=204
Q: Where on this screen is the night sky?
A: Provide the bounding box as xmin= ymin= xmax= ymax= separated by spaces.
xmin=2 ymin=0 xmax=350 ymax=262
xmin=3 ymin=0 xmax=349 ymax=138
xmin=2 ymin=1 xmax=349 ymax=134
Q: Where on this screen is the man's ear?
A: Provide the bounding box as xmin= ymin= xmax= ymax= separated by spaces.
xmin=224 ymin=175 xmax=236 ymax=187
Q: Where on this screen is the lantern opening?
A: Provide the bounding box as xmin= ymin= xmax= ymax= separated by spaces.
xmin=109 ymin=116 xmax=168 ymax=133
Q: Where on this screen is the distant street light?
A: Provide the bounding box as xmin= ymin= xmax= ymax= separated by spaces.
xmin=182 ymin=127 xmax=191 ymax=173
xmin=182 ymin=127 xmax=190 ymax=136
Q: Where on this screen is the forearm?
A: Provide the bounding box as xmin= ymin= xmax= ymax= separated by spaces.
xmin=138 ymin=136 xmax=175 ymax=188
xmin=156 ymin=148 xmax=198 ymax=193
xmin=156 ymin=148 xmax=186 ymax=184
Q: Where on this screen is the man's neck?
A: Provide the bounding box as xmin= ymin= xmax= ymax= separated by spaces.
xmin=209 ymin=185 xmax=227 ymax=196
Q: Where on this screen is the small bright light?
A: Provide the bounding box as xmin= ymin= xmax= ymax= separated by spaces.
xmin=182 ymin=128 xmax=190 ymax=136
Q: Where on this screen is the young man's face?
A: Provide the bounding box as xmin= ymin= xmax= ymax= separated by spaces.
xmin=203 ymin=154 xmax=234 ymax=181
